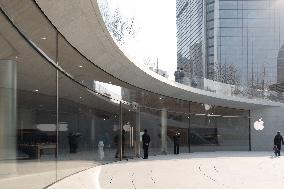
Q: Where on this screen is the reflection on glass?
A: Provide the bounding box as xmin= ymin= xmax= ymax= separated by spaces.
xmin=121 ymin=103 xmax=137 ymax=158
xmin=140 ymin=107 xmax=162 ymax=156
xmin=57 ymin=72 xmax=120 ymax=180
xmin=167 ymin=111 xmax=189 ymax=154
xmin=176 ymin=0 xmax=284 ymax=102
xmin=0 ymin=9 xmax=57 ymax=188
xmin=190 ymin=102 xmax=249 ymax=152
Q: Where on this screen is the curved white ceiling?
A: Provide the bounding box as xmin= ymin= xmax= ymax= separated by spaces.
xmin=35 ymin=0 xmax=283 ymax=110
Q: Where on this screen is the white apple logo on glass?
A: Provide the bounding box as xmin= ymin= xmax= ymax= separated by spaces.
xmin=204 ymin=104 xmax=211 ymax=111
xmin=254 ymin=118 xmax=264 ymax=131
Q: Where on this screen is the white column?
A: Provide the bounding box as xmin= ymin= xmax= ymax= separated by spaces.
xmin=0 ymin=60 xmax=17 ymax=160
xmin=135 ymin=106 xmax=141 ymax=157
xmin=90 ymin=116 xmax=95 ymax=150
xmin=161 ymin=108 xmax=167 ymax=154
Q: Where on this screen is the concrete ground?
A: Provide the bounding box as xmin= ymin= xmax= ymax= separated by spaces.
xmin=47 ymin=151 xmax=284 ymax=189
xmin=0 ymin=151 xmax=116 ymax=189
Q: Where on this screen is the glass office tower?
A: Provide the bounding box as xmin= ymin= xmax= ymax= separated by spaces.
xmin=176 ymin=0 xmax=205 ymax=87
xmin=176 ymin=0 xmax=284 ymax=100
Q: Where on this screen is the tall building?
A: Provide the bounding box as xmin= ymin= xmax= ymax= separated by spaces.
xmin=176 ymin=0 xmax=205 ymax=87
xmin=277 ymin=44 xmax=284 ymax=84
xmin=176 ymin=0 xmax=284 ymax=91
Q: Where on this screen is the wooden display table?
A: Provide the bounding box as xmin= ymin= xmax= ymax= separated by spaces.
xmin=19 ymin=143 xmax=56 ymax=159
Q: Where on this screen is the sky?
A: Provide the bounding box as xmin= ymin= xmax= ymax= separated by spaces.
xmin=98 ymin=0 xmax=177 ymax=80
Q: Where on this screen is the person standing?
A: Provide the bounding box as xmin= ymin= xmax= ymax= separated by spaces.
xmin=122 ymin=129 xmax=126 ymax=158
xmin=68 ymin=132 xmax=81 ymax=153
xmin=68 ymin=132 xmax=75 ymax=153
xmin=142 ymin=129 xmax=150 ymax=159
xmin=174 ymin=129 xmax=181 ymax=155
xmin=114 ymin=132 xmax=119 ymax=158
xmin=114 ymin=129 xmax=126 ymax=158
xmin=274 ymin=131 xmax=284 ymax=156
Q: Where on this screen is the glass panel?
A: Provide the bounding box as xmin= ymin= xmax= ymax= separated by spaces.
xmin=190 ymin=115 xmax=218 ymax=152
xmin=140 ymin=107 xmax=162 ymax=156
xmin=0 ymin=11 xmax=57 ymax=188
xmin=121 ymin=103 xmax=137 ymax=159
xmin=216 ymin=116 xmax=250 ymax=151
xmin=57 ymin=72 xmax=119 ymax=180
xmin=167 ymin=111 xmax=190 ymax=154
xmin=190 ymin=102 xmax=250 ymax=152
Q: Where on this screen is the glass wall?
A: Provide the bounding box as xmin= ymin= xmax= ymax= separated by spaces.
xmin=121 ymin=103 xmax=137 ymax=158
xmin=0 ymin=1 xmax=250 ymax=188
xmin=217 ymin=0 xmax=284 ymax=93
xmin=57 ymin=72 xmax=120 ymax=180
xmin=167 ymin=110 xmax=190 ymax=154
xmin=140 ymin=107 xmax=162 ymax=156
xmin=190 ymin=102 xmax=250 ymax=152
xmin=0 ymin=8 xmax=57 ymax=188
xmin=175 ymin=0 xmax=284 ymax=102
xmin=176 ymin=0 xmax=204 ymax=87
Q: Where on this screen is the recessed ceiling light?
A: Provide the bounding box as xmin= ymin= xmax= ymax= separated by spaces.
xmin=207 ymin=114 xmax=221 ymax=117
xmin=222 ymin=116 xmax=240 ymax=118
xmin=103 ymin=118 xmax=106 ymax=121
xmin=78 ymin=65 xmax=83 ymax=68
xmin=79 ymin=96 xmax=82 ymax=99
xmin=108 ymin=81 xmax=112 ymax=84
xmin=128 ymin=109 xmax=131 ymax=112
xmin=41 ymin=37 xmax=47 ymax=40
xmin=195 ymin=113 xmax=206 ymax=116
xmin=15 ymin=56 xmax=18 ymax=59
xmin=33 ymin=89 xmax=39 ymax=92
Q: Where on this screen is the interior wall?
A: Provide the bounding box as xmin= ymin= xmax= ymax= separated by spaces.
xmin=251 ymin=107 xmax=284 ymax=150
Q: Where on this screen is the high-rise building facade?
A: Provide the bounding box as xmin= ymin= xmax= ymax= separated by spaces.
xmin=176 ymin=0 xmax=284 ymax=95
xmin=176 ymin=0 xmax=205 ymax=87
xmin=277 ymin=44 xmax=284 ymax=84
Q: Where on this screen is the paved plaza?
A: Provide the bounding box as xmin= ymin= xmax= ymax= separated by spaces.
xmin=48 ymin=151 xmax=284 ymax=189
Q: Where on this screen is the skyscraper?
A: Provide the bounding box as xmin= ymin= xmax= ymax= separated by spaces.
xmin=176 ymin=0 xmax=205 ymax=87
xmin=277 ymin=44 xmax=284 ymax=84
xmin=176 ymin=0 xmax=284 ymax=92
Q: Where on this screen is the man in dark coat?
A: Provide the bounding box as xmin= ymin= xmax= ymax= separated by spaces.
xmin=114 ymin=129 xmax=126 ymax=158
xmin=142 ymin=129 xmax=150 ymax=159
xmin=68 ymin=132 xmax=81 ymax=153
xmin=173 ymin=129 xmax=181 ymax=154
xmin=274 ymin=131 xmax=284 ymax=156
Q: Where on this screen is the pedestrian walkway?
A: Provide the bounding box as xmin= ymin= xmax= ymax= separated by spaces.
xmin=48 ymin=152 xmax=284 ymax=189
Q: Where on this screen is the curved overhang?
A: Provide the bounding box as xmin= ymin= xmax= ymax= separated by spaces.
xmin=35 ymin=0 xmax=283 ymax=110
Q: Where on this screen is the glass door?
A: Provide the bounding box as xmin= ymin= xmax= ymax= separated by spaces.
xmin=120 ymin=103 xmax=138 ymax=159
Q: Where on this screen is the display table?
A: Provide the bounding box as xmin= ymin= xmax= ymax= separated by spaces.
xmin=19 ymin=143 xmax=56 ymax=159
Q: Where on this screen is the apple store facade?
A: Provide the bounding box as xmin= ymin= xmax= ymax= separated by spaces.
xmin=0 ymin=0 xmax=283 ymax=188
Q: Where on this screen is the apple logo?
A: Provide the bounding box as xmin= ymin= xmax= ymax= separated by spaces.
xmin=123 ymin=122 xmax=131 ymax=132
xmin=254 ymin=118 xmax=264 ymax=131
xmin=204 ymin=104 xmax=211 ymax=111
